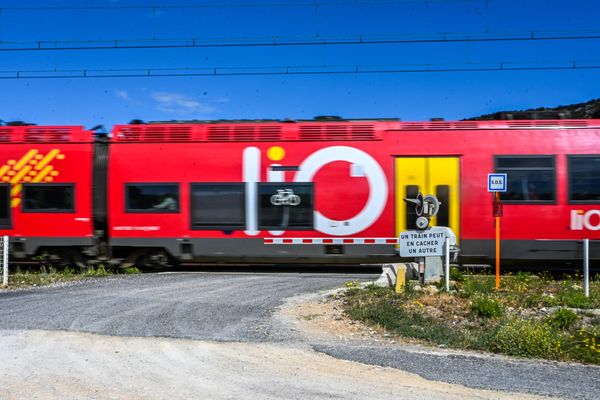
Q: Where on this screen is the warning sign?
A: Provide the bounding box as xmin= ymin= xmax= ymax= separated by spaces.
xmin=399 ymin=230 xmax=445 ymax=257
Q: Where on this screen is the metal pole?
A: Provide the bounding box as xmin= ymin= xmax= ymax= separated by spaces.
xmin=2 ymin=236 xmax=8 ymax=288
xmin=583 ymin=238 xmax=589 ymax=298
xmin=418 ymin=257 xmax=425 ymax=285
xmin=445 ymin=237 xmax=450 ymax=292
xmin=495 ymin=192 xmax=501 ymax=289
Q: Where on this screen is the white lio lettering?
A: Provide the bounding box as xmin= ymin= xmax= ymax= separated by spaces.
xmin=243 ymin=147 xmax=260 ymax=236
xmin=242 ymin=145 xmax=388 ymax=236
xmin=571 ymin=209 xmax=600 ymax=231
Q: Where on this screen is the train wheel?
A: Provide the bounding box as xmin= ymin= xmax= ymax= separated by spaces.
xmin=37 ymin=248 xmax=87 ymax=271
xmin=123 ymin=249 xmax=179 ymax=271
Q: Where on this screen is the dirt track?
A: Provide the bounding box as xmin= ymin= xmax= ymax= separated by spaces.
xmin=0 ymin=330 xmax=549 ymax=400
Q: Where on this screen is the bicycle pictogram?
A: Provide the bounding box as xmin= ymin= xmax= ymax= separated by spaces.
xmin=270 ymin=189 xmax=301 ymax=206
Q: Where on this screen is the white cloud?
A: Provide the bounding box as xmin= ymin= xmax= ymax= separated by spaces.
xmin=116 ymin=90 xmax=129 ymax=100
xmin=152 ymin=92 xmax=217 ymax=115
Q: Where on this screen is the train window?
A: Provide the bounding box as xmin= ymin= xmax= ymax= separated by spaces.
xmin=568 ymin=155 xmax=600 ymax=203
xmin=496 ymin=157 xmax=554 ymax=169
xmin=0 ymin=184 xmax=10 ymax=228
xmin=126 ymin=184 xmax=180 ymax=213
xmin=190 ymin=183 xmax=245 ymax=230
xmin=494 ymin=156 xmax=555 ymax=203
xmin=258 ymin=183 xmax=314 ymax=230
xmin=436 ymin=185 xmax=450 ymax=226
xmin=22 ymin=184 xmax=74 ymax=212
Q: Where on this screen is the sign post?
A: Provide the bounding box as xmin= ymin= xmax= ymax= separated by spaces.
xmin=444 ymin=236 xmax=450 ymax=292
xmin=583 ymin=238 xmax=589 ymax=298
xmin=488 ymin=174 xmax=506 ymax=289
xmin=401 ymin=193 xmax=453 ymax=284
xmin=2 ymin=236 xmax=8 ymax=288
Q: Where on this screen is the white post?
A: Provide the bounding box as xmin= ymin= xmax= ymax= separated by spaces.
xmin=2 ymin=236 xmax=8 ymax=288
xmin=445 ymin=237 xmax=450 ymax=292
xmin=583 ymin=238 xmax=589 ymax=298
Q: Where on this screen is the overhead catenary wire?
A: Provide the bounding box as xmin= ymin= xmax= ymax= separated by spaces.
xmin=0 ymin=0 xmax=484 ymax=11
xmin=2 ymin=30 xmax=600 ymax=52
xmin=1 ymin=60 xmax=598 ymax=79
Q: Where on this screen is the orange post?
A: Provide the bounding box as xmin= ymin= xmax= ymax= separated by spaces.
xmin=495 ymin=192 xmax=501 ymax=289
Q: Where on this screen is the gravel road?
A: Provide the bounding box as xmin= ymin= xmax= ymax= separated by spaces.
xmin=0 ymin=272 xmax=598 ymax=399
xmin=0 ymin=272 xmax=362 ymax=341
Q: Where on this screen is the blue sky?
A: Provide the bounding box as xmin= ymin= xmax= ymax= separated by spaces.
xmin=0 ymin=0 xmax=599 ymax=129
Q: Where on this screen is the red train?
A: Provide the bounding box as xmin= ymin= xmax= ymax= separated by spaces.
xmin=1 ymin=119 xmax=599 ymax=267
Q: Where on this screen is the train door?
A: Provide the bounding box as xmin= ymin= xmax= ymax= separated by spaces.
xmin=0 ymin=184 xmax=10 ymax=229
xmin=395 ymin=157 xmax=460 ymax=239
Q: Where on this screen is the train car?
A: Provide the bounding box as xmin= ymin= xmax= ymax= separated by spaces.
xmin=106 ymin=119 xmax=600 ymax=266
xmin=0 ymin=126 xmax=96 ymax=265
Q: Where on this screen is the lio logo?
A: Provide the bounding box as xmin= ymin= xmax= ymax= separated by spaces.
xmin=243 ymin=145 xmax=388 ymax=236
xmin=571 ymin=209 xmax=600 ymax=231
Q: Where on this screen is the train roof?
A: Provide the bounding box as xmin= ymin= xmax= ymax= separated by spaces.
xmin=143 ymin=117 xmax=401 ymax=124
xmin=110 ymin=119 xmax=600 ymax=143
xmin=1 ymin=119 xmax=599 ymax=144
xmin=0 ymin=125 xmax=93 ymax=143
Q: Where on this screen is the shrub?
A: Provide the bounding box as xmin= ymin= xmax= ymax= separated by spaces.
xmin=470 ymin=296 xmax=503 ymax=318
xmin=449 ymin=266 xmax=464 ymax=283
xmin=563 ymin=328 xmax=600 ymax=364
xmin=559 ymin=289 xmax=591 ymax=308
xmin=515 ymin=271 xmax=532 ymax=284
xmin=492 ymin=318 xmax=562 ymax=359
xmin=546 ymin=308 xmax=579 ymax=330
xmin=346 ymin=296 xmax=409 ymax=330
xmin=509 ymin=271 xmax=532 ymax=292
xmin=523 ymin=293 xmax=543 ymax=308
xmin=345 ymin=287 xmax=362 ymax=297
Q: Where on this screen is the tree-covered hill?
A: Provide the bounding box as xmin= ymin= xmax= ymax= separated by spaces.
xmin=467 ymin=98 xmax=600 ymax=120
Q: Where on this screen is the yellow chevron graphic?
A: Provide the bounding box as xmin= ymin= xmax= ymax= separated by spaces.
xmin=0 ymin=149 xmax=65 ymax=208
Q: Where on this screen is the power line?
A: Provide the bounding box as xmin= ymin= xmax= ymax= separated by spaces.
xmin=0 ymin=1 xmax=484 ymax=11
xmin=2 ymin=31 xmax=600 ymax=52
xmin=1 ymin=60 xmax=598 ymax=79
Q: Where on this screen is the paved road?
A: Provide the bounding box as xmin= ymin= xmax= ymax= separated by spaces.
xmin=0 ymin=272 xmax=598 ymax=399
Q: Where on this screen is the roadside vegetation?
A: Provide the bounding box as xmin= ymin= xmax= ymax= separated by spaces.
xmin=341 ymin=271 xmax=600 ymax=364
xmin=1 ymin=265 xmax=141 ymax=289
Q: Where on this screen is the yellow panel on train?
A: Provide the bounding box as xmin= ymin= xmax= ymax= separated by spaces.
xmin=395 ymin=157 xmax=460 ymax=241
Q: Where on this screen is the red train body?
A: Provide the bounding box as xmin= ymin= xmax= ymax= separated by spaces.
xmin=1 ymin=119 xmax=599 ymax=266
xmin=0 ymin=126 xmax=95 ymax=263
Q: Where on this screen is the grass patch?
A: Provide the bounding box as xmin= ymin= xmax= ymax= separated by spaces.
xmin=563 ymin=327 xmax=600 ymax=364
xmin=1 ymin=264 xmax=140 ymax=289
xmin=122 ymin=266 xmax=141 ymax=274
xmin=470 ymin=296 xmax=503 ymax=318
xmin=492 ymin=318 xmax=562 ymax=358
xmin=546 ymin=308 xmax=579 ymax=330
xmin=341 ymin=273 xmax=600 ymax=364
